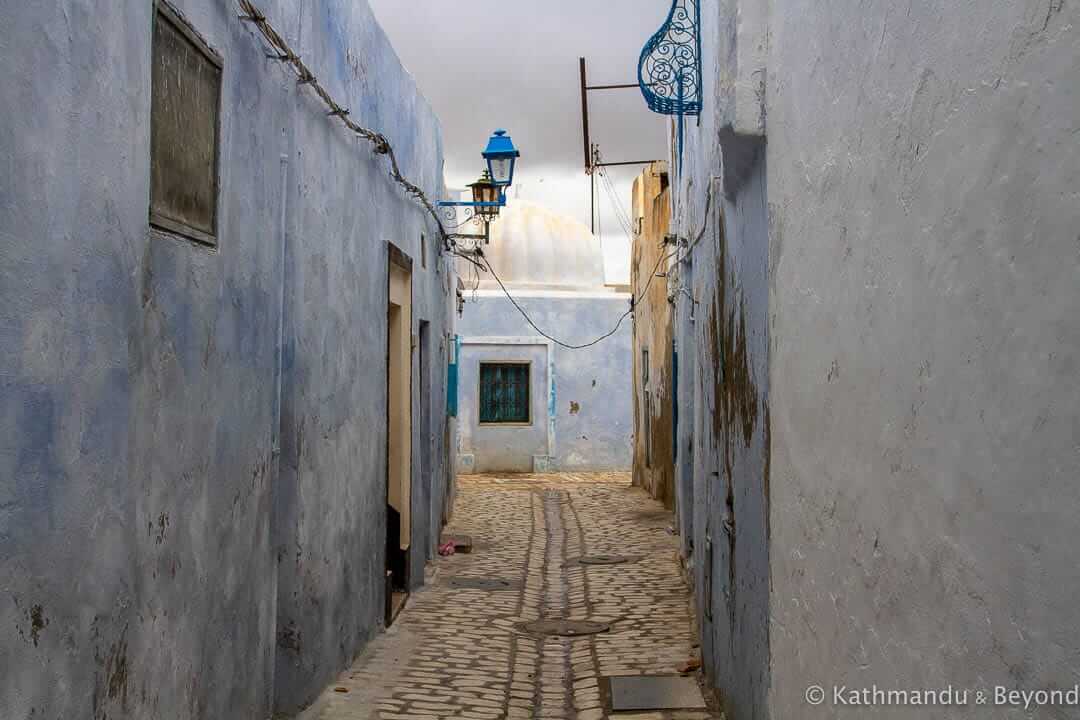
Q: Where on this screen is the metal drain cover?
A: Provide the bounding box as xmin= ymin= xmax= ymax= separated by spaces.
xmin=605 ymin=675 xmax=707 ymax=711
xmin=516 ymin=619 xmax=611 ymax=637
xmin=447 ymin=577 xmax=514 ymax=590
xmin=571 ymin=555 xmax=638 ymax=566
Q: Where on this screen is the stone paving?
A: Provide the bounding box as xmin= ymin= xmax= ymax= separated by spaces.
xmin=306 ymin=473 xmax=721 ymax=720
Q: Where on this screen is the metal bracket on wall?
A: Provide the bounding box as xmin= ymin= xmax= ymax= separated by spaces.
xmin=577 ymin=57 xmax=661 ymax=234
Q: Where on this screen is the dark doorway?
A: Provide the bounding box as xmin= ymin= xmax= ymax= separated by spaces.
xmin=418 ymin=320 xmax=432 ymax=566
xmin=385 ymin=248 xmax=412 ymax=626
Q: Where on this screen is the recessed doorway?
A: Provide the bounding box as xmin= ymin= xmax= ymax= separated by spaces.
xmin=386 ymin=244 xmax=412 ymax=626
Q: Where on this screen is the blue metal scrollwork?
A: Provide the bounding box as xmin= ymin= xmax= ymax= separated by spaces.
xmin=638 ymin=0 xmax=702 ymax=117
xmin=639 ymin=0 xmax=702 ymax=171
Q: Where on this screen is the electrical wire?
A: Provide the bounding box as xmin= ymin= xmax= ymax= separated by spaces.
xmin=238 ymin=0 xmax=695 ymax=347
xmin=236 ymin=0 xmax=453 ymax=249
xmin=684 ymin=177 xmax=717 ymax=255
xmin=593 ymin=147 xmax=636 ymax=242
xmin=601 ymin=170 xmax=634 ymax=239
xmin=667 ymin=177 xmax=719 ymax=311
xmin=599 ymin=169 xmax=634 ymax=241
xmin=451 ymin=248 xmax=487 ymax=275
xmin=470 ymin=259 xmax=481 ymax=302
xmin=474 ymin=247 xmax=677 ymax=351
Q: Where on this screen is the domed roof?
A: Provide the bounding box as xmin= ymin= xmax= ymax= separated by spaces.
xmin=479 ymin=202 xmax=607 ymax=290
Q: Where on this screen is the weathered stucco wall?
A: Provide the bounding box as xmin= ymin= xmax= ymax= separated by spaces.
xmin=672 ymin=154 xmax=772 ymax=720
xmin=668 ymin=1 xmax=773 ymax=717
xmin=457 ymin=292 xmax=633 ymax=472
xmin=631 ymin=162 xmax=676 ymax=508
xmin=0 ymin=1 xmax=454 ymax=718
xmin=272 ymin=1 xmax=454 ymax=713
xmin=457 ymin=340 xmax=551 ymax=473
xmin=669 ymin=0 xmax=1080 ymax=718
xmin=765 ymin=1 xmax=1080 ymax=717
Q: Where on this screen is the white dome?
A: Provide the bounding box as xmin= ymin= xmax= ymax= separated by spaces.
xmin=478 ymin=202 xmax=607 ymax=290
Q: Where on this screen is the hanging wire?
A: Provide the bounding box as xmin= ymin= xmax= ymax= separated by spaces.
xmin=684 ymin=176 xmax=716 ymax=255
xmin=593 ymin=147 xmax=636 ymax=242
xmin=472 ymin=248 xmax=677 ymax=350
xmin=599 ymin=169 xmax=635 ymax=241
xmin=666 ymin=176 xmax=718 ymax=310
xmin=235 ymin=0 xmax=453 ymax=249
xmin=237 ymin=0 xmax=696 ymax=348
xmin=602 ymin=170 xmax=634 ymax=239
xmin=470 ymin=259 xmax=481 ymax=302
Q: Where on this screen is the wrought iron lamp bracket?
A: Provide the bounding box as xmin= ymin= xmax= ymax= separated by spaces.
xmin=436 ymin=193 xmax=507 ymax=210
xmin=638 ymin=0 xmax=702 ymax=170
xmin=638 ymin=0 xmax=702 ymax=117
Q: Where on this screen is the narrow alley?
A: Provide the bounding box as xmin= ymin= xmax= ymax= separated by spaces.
xmin=3 ymin=0 xmax=1078 ymax=719
xmin=306 ymin=473 xmax=717 ymax=720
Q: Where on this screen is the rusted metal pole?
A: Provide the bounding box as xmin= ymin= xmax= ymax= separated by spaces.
xmin=591 ymin=144 xmax=597 ymax=235
xmin=580 ymin=57 xmax=591 ymax=174
xmin=585 ymin=83 xmax=641 ymax=90
xmin=595 ymin=160 xmax=659 ymax=168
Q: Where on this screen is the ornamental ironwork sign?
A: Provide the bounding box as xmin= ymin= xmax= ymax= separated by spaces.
xmin=638 ymin=0 xmax=702 ymax=118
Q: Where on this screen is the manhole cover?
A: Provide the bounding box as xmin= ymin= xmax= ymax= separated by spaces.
xmin=516 ymin=619 xmax=611 ymax=637
xmin=447 ymin=577 xmax=514 ymax=590
xmin=571 ymin=555 xmax=638 ymax=566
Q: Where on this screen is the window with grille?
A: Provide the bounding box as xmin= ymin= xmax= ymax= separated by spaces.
xmin=479 ymin=363 xmax=531 ymax=424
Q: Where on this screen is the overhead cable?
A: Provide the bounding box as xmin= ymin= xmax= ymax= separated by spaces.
xmin=472 ymin=248 xmax=677 ymax=351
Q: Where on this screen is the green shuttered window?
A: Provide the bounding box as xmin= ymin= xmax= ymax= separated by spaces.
xmin=479 ymin=363 xmax=531 ymax=424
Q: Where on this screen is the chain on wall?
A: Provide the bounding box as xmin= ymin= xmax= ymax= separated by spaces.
xmin=235 ymin=0 xmax=453 ymax=250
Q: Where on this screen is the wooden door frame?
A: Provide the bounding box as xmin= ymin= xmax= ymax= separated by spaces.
xmin=385 ymin=242 xmax=413 ymax=617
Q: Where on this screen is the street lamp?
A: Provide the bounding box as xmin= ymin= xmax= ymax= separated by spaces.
xmin=437 ymin=129 xmax=522 ymax=244
xmin=468 ymin=170 xmax=501 ymax=220
xmin=483 ymin=129 xmax=520 ymax=188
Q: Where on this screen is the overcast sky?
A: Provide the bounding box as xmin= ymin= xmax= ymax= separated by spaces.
xmin=368 ymin=0 xmax=669 ymax=283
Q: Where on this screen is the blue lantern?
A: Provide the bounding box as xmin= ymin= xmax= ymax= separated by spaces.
xmin=482 ymin=129 xmax=520 ymax=188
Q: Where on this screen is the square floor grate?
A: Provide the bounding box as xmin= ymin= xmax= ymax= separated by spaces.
xmin=603 ymin=674 xmax=707 ymax=712
xmin=446 ymin=576 xmax=515 ymax=590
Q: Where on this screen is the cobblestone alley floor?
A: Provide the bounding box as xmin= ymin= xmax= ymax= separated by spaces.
xmin=305 ymin=473 xmax=721 ymax=720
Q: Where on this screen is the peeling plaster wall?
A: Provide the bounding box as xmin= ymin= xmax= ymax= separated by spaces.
xmin=669 ymin=1 xmax=772 ymax=718
xmin=456 ymin=293 xmax=633 ymax=472
xmin=766 ymin=1 xmax=1080 ymax=718
xmin=631 ymin=162 xmax=676 ymax=508
xmin=672 ymin=156 xmax=771 ymax=720
xmin=0 ymin=1 xmax=453 ymax=718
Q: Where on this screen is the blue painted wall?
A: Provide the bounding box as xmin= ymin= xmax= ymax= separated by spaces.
xmin=457 ymin=293 xmax=633 ymax=472
xmin=458 ymin=341 xmax=551 ymax=473
xmin=0 ymin=1 xmax=454 ymax=718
